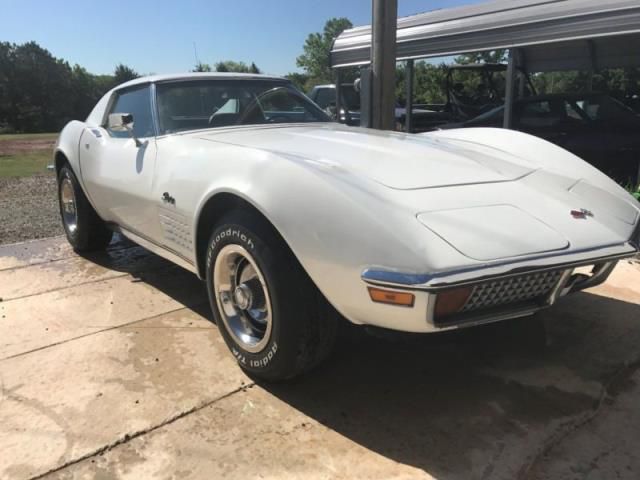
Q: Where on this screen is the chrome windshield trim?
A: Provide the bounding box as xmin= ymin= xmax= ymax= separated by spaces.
xmin=362 ymin=242 xmax=638 ymax=291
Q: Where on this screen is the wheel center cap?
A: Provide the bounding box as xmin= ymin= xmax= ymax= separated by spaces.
xmin=233 ymin=284 xmax=253 ymax=310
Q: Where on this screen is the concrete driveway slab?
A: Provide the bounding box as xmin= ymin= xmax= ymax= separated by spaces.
xmin=0 ymin=310 xmax=249 ymax=480
xmin=0 ymin=266 xmax=206 ymax=360
xmin=43 ymin=282 xmax=640 ymax=480
xmin=0 ymin=237 xmax=74 ymax=271
xmin=0 ymin=237 xmax=638 ymax=480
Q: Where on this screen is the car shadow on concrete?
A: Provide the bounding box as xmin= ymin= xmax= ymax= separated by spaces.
xmin=258 ymin=292 xmax=640 ymax=479
xmin=80 ymin=239 xmax=640 ymax=478
xmin=81 ymin=235 xmax=212 ymax=319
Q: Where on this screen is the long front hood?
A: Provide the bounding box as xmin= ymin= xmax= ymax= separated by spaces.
xmin=196 ymin=124 xmax=535 ymax=189
xmin=194 ymin=124 xmax=638 ymax=265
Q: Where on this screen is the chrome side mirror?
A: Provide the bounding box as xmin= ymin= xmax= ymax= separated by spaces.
xmin=107 ymin=113 xmax=143 ymax=147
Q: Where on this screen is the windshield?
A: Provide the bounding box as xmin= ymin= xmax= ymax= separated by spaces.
xmin=156 ymin=80 xmax=331 ymax=134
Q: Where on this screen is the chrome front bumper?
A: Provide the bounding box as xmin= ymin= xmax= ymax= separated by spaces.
xmin=361 ymin=242 xmax=638 ymax=330
xmin=361 ymin=242 xmax=638 ymax=291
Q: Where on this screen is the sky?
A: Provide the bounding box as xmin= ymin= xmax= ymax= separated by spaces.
xmin=1 ymin=0 xmax=485 ymax=76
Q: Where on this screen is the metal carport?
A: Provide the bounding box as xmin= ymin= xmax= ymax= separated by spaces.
xmin=331 ymin=0 xmax=640 ymax=131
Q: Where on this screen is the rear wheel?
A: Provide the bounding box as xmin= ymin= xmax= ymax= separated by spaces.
xmin=205 ymin=211 xmax=338 ymax=381
xmin=57 ymin=165 xmax=112 ymax=252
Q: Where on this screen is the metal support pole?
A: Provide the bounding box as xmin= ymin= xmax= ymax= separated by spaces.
xmin=587 ymin=40 xmax=597 ymax=92
xmin=405 ymin=60 xmax=414 ymax=133
xmin=518 ymin=50 xmax=527 ymax=98
xmin=360 ymin=66 xmax=373 ymax=128
xmin=371 ymin=0 xmax=397 ymax=130
xmin=503 ymin=48 xmax=520 ymax=129
xmin=335 ymin=70 xmax=343 ymax=123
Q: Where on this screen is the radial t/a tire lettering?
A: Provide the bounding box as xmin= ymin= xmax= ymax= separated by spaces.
xmin=205 ymin=210 xmax=338 ymax=381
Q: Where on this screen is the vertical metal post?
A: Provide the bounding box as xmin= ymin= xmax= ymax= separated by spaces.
xmin=371 ymin=0 xmax=397 ymax=130
xmin=587 ymin=40 xmax=597 ymax=92
xmin=360 ymin=66 xmax=373 ymax=128
xmin=335 ymin=69 xmax=343 ymax=123
xmin=405 ymin=59 xmax=414 ymax=133
xmin=517 ymin=50 xmax=526 ymax=98
xmin=503 ymin=48 xmax=519 ymax=129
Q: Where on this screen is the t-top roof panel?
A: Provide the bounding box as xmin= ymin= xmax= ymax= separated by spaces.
xmin=330 ymin=0 xmax=640 ymax=68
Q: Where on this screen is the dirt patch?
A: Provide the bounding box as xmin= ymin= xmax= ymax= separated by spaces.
xmin=0 ymin=173 xmax=62 ymax=243
xmin=0 ymin=137 xmax=57 ymax=156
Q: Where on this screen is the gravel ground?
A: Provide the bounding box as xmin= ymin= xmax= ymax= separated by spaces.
xmin=0 ymin=173 xmax=63 ymax=244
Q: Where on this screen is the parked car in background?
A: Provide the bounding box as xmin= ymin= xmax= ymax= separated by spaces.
xmin=428 ymin=63 xmax=535 ymax=122
xmin=308 ymin=64 xmax=535 ymax=133
xmin=308 ymin=83 xmax=362 ymax=126
xmin=55 ymin=73 xmax=640 ymax=381
xmin=308 ymin=83 xmax=448 ymax=132
xmin=441 ymin=92 xmax=640 ymax=186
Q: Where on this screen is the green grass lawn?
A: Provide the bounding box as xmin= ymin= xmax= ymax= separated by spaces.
xmin=0 ymin=132 xmax=58 ymax=142
xmin=0 ymin=151 xmax=53 ymax=177
xmin=0 ymin=132 xmax=57 ymax=177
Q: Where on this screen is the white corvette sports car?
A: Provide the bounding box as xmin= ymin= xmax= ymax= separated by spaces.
xmin=55 ymin=73 xmax=640 ymax=380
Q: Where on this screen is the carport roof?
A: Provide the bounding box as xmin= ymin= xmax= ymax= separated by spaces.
xmin=330 ymin=0 xmax=640 ymax=70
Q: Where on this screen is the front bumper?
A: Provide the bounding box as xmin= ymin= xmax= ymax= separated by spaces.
xmin=360 ymin=242 xmax=638 ymax=331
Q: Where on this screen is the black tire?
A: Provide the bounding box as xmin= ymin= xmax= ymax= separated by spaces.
xmin=205 ymin=210 xmax=338 ymax=381
xmin=57 ymin=164 xmax=113 ymax=252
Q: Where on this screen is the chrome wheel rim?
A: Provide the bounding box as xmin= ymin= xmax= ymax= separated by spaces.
xmin=213 ymin=244 xmax=272 ymax=353
xmin=60 ymin=176 xmax=78 ymax=234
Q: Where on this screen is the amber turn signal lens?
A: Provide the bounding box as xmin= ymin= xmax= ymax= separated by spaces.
xmin=434 ymin=287 xmax=473 ymax=318
xmin=368 ymin=287 xmax=415 ymax=307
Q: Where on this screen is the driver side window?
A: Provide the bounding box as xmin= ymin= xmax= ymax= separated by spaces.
xmin=107 ymin=86 xmax=154 ymax=138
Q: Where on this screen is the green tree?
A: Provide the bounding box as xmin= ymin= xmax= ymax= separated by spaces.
xmin=214 ymin=60 xmax=261 ymax=73
xmin=6 ymin=42 xmax=76 ymax=131
xmin=249 ymin=62 xmax=261 ymax=74
xmin=70 ymin=65 xmax=103 ymax=121
xmin=284 ymin=72 xmax=310 ymax=92
xmin=193 ymin=62 xmax=212 ymax=72
xmin=0 ymin=41 xmax=120 ymax=132
xmin=395 ymin=61 xmax=448 ymax=106
xmin=296 ymin=17 xmax=353 ymax=87
xmin=113 ymin=63 xmax=140 ymax=85
xmin=454 ymin=49 xmax=508 ymax=65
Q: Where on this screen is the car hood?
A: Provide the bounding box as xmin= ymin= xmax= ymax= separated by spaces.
xmin=195 ymin=124 xmax=535 ymax=190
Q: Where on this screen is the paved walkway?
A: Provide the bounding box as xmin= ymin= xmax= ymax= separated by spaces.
xmin=1 ymin=236 xmax=639 ymax=479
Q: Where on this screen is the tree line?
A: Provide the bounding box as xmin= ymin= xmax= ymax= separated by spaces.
xmin=2 ymin=18 xmax=640 ymax=133
xmin=0 ymin=42 xmax=141 ymax=133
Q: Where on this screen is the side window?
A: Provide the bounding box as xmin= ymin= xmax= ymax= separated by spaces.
xmin=314 ymin=88 xmax=334 ymax=109
xmin=564 ymin=101 xmax=584 ymax=121
xmin=564 ymin=101 xmax=588 ymax=125
xmin=108 ymin=86 xmax=154 ymax=138
xmin=518 ymin=101 xmax=562 ymax=128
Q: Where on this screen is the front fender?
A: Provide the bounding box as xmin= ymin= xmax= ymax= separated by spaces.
xmin=188 ymin=146 xmax=439 ymax=325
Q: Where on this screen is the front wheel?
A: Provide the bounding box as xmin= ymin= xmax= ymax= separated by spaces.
xmin=205 ymin=211 xmax=337 ymax=381
xmin=57 ymin=165 xmax=113 ymax=252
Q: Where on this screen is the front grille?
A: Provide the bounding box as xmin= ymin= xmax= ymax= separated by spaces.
xmin=460 ymin=270 xmax=564 ymax=313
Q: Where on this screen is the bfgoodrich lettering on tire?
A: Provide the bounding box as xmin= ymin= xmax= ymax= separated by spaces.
xmin=205 ymin=210 xmax=337 ymax=381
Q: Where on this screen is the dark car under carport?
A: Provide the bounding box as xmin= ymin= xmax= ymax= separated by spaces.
xmin=441 ymin=92 xmax=640 ymax=186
